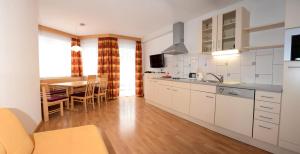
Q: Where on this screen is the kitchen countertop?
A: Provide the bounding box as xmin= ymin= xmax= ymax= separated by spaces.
xmin=152 ymin=78 xmax=283 ymax=93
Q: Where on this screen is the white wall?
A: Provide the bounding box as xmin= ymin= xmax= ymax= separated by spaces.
xmin=0 ymin=0 xmax=41 ymax=132
xmin=142 ymin=0 xmax=285 ymax=85
xmin=285 ymin=0 xmax=300 ymax=29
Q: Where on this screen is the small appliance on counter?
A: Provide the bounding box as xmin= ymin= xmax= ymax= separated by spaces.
xmin=196 ymin=72 xmax=204 ymax=80
xmin=189 ymin=73 xmax=197 ymax=79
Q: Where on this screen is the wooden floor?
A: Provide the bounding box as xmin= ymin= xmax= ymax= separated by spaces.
xmin=37 ymin=97 xmax=269 ymax=154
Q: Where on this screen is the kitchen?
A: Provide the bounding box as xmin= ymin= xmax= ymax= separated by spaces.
xmin=143 ymin=0 xmax=300 ymax=153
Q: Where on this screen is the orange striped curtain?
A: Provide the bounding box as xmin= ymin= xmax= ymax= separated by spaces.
xmin=71 ymin=38 xmax=83 ymax=77
xmin=98 ymin=37 xmax=120 ymax=99
xmin=135 ymin=41 xmax=143 ymax=97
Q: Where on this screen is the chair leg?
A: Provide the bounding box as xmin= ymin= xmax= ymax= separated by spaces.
xmin=60 ymin=102 xmax=64 ymax=116
xmin=97 ymin=96 xmax=100 ymax=107
xmin=65 ymin=100 xmax=70 ymax=110
xmin=83 ymin=99 xmax=87 ymax=112
xmin=71 ymin=97 xmax=74 ymax=110
xmin=92 ymin=97 xmax=95 ymax=109
xmin=43 ymin=103 xmax=49 ymax=122
xmin=105 ymin=94 xmax=107 ymax=105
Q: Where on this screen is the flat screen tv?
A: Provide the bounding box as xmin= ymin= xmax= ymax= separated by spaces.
xmin=150 ymin=54 xmax=165 ymax=68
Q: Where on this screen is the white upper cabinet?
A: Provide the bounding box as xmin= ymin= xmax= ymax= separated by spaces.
xmin=201 ymin=16 xmax=218 ymax=54
xmin=201 ymin=7 xmax=249 ymax=53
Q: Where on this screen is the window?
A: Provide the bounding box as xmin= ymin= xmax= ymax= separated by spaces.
xmin=81 ymin=38 xmax=98 ymax=76
xmin=119 ymin=39 xmax=136 ymax=96
xmin=39 ymin=31 xmax=71 ymax=78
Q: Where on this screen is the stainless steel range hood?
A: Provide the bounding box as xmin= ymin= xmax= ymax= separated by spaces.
xmin=163 ymin=22 xmax=188 ymax=55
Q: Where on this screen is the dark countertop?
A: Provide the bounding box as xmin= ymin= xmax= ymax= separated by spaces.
xmin=153 ymin=78 xmax=283 ymax=93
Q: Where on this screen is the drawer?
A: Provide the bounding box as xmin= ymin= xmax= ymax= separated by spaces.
xmin=254 ymin=110 xmax=280 ymax=124
xmin=255 ymin=100 xmax=281 ymax=114
xmin=253 ymin=120 xmax=279 ymax=145
xmin=256 ymin=91 xmax=281 ymax=103
xmin=190 ymin=84 xmax=216 ymax=93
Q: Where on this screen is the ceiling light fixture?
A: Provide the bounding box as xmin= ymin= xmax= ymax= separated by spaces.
xmin=212 ymin=49 xmax=239 ymax=56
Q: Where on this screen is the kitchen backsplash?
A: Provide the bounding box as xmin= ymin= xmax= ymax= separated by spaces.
xmin=159 ymin=48 xmax=283 ymax=85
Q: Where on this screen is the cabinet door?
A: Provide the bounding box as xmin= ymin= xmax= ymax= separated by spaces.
xmin=150 ymin=80 xmax=159 ymax=103
xmin=160 ymin=86 xmax=172 ymax=108
xmin=144 ymin=79 xmax=151 ymax=100
xmin=190 ymin=90 xmax=215 ymax=124
xmin=279 ymin=62 xmax=300 ymax=152
xmin=201 ymin=16 xmax=218 ymax=53
xmin=171 ymin=87 xmax=190 ymax=114
xmin=217 ymin=7 xmax=249 ymax=51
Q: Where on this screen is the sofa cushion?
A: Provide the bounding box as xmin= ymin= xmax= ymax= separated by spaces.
xmin=0 ymin=142 xmax=6 ymax=154
xmin=0 ymin=109 xmax=34 ymax=154
xmin=33 ymin=125 xmax=108 ymax=154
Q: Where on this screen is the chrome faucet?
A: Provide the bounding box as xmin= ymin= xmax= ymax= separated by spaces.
xmin=206 ymin=73 xmax=224 ymax=83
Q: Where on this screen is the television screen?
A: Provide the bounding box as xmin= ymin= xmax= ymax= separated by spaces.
xmin=150 ymin=54 xmax=165 ymax=68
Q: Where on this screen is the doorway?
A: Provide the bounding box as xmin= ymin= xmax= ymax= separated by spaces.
xmin=119 ymin=39 xmax=136 ymax=96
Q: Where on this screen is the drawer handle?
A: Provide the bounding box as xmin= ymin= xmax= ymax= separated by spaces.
xmin=206 ymin=96 xmax=214 ymax=99
xmin=259 ymin=105 xmax=273 ymax=110
xmin=228 ymin=92 xmax=238 ymax=95
xmin=259 ymin=125 xmax=272 ymax=130
xmin=259 ymin=115 xmax=273 ymax=120
xmin=261 ymin=96 xmax=274 ymax=99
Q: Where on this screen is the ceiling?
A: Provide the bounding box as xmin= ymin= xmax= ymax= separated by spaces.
xmin=38 ymin=0 xmax=240 ymax=38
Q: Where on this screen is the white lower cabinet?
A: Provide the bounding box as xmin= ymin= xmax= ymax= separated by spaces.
xmin=253 ymin=91 xmax=281 ymax=145
xmin=190 ymin=90 xmax=215 ymax=124
xmin=253 ymin=120 xmax=279 ymax=145
xmin=159 ymin=85 xmax=172 ymax=108
xmin=171 ymin=87 xmax=190 ymax=114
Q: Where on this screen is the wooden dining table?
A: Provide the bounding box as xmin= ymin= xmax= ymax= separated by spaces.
xmin=49 ymin=81 xmax=97 ymax=96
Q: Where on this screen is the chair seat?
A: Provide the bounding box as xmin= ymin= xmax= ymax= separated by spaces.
xmin=71 ymin=92 xmax=86 ymax=97
xmin=47 ymin=96 xmax=68 ymax=102
xmin=33 ymin=125 xmax=108 ymax=154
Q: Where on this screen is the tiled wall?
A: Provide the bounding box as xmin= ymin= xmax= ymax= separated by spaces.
xmin=162 ymin=48 xmax=284 ymax=85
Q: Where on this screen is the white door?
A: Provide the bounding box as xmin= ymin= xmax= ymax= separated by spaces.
xmin=190 ymin=90 xmax=215 ymax=124
xmin=215 ymin=94 xmax=254 ymax=137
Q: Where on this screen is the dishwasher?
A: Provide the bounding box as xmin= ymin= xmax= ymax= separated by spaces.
xmin=215 ymin=86 xmax=255 ymax=137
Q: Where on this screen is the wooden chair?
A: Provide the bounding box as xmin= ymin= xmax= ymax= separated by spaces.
xmin=94 ymin=78 xmax=108 ymax=106
xmin=41 ymin=84 xmax=69 ymax=121
xmin=71 ymin=79 xmax=96 ymax=112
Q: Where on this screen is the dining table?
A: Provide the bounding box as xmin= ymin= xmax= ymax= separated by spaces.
xmin=49 ymin=80 xmax=98 ymax=96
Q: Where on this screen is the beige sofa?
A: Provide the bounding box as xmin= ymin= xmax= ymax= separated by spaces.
xmin=0 ymin=109 xmax=108 ymax=154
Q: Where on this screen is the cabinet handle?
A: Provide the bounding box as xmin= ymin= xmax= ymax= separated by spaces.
xmin=206 ymin=96 xmax=214 ymax=98
xmin=261 ymin=96 xmax=274 ymax=99
xmin=258 ymin=125 xmax=272 ymax=130
xmin=259 ymin=115 xmax=273 ymax=120
xmin=259 ymin=105 xmax=273 ymax=110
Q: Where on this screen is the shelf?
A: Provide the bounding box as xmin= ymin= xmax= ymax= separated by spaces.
xmin=202 ymin=28 xmax=212 ymax=32
xmin=202 ymin=40 xmax=212 ymax=43
xmin=242 ymin=44 xmax=284 ymax=51
xmin=223 ymin=22 xmax=236 ymax=27
xmin=222 ymin=36 xmax=235 ymax=40
xmin=244 ymin=21 xmax=284 ymax=32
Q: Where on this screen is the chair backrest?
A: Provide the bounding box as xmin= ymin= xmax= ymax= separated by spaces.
xmin=85 ymin=80 xmax=95 ymax=98
xmin=98 ymin=73 xmax=108 ymax=80
xmin=97 ymin=78 xmax=108 ymax=94
xmin=0 ymin=109 xmax=34 ymax=154
xmin=41 ymin=84 xmax=51 ymax=104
